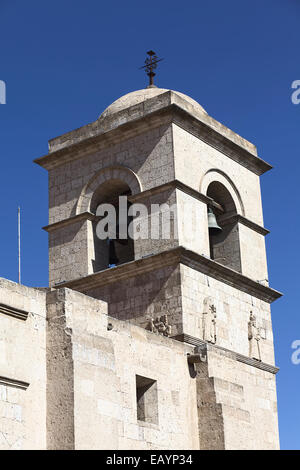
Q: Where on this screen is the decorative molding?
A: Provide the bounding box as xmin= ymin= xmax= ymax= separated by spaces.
xmin=200 ymin=168 xmax=245 ymax=215
xmin=56 ymin=246 xmax=282 ymax=303
xmin=43 ymin=180 xmax=268 ymax=237
xmin=43 ymin=212 xmax=97 ymax=233
xmin=76 ymin=165 xmax=142 ymax=215
xmin=55 ymin=249 xmax=180 ymax=290
xmin=131 ymin=180 xmax=268 ymax=234
xmin=34 ymin=100 xmax=272 ymax=176
xmin=0 ymin=376 xmax=30 ymax=389
xmin=174 ymin=180 xmax=225 ymax=212
xmin=180 ymin=248 xmax=281 ymax=303
xmin=176 ymin=334 xmax=279 ymax=375
xmin=220 ymin=213 xmax=269 ymax=236
xmin=34 ymin=108 xmax=173 ymax=170
xmin=0 ymin=303 xmax=28 ymax=321
xmin=171 ymin=108 xmax=272 ymax=176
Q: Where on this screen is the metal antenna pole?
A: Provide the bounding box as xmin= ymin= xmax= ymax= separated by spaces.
xmin=18 ymin=206 xmax=21 ymax=284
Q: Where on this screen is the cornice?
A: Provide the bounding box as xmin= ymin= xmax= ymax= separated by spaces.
xmin=56 ymin=246 xmax=282 ymax=303
xmin=0 ymin=376 xmax=30 ymax=389
xmin=45 ymin=180 xmax=268 ymax=236
xmin=0 ymin=303 xmax=28 ymax=321
xmin=180 ymin=248 xmax=281 ymax=302
xmin=34 ymin=101 xmax=272 ymax=176
xmin=34 ymin=108 xmax=172 ymax=171
xmin=129 ymin=179 xmax=224 ymax=212
xmin=171 ymin=107 xmax=272 ymax=175
xmin=181 ymin=334 xmax=279 ymax=374
xmin=219 ymin=213 xmax=269 ymax=236
xmin=43 ymin=211 xmax=96 ymax=233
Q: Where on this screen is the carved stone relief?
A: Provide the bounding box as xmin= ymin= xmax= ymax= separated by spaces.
xmin=248 ymin=311 xmax=262 ymax=361
xmin=148 ymin=314 xmax=172 ymax=337
xmin=202 ymin=297 xmax=217 ymax=344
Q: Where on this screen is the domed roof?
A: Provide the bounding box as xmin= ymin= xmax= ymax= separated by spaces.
xmin=99 ymin=87 xmax=207 ymax=119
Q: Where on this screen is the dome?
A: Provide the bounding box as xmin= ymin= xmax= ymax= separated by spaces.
xmin=99 ymin=87 xmax=207 ymax=119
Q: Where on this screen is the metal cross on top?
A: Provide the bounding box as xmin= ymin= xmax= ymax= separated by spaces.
xmin=140 ymin=50 xmax=163 ymax=87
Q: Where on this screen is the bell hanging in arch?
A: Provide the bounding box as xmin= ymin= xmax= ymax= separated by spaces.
xmin=207 ymin=207 xmax=222 ymax=235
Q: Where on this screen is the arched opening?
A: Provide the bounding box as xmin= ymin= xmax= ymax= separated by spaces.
xmin=90 ymin=179 xmax=134 ymax=272
xmin=207 ymin=181 xmax=241 ymax=272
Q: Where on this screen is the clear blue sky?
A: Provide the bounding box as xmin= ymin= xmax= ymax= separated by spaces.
xmin=0 ymin=0 xmax=299 ymax=449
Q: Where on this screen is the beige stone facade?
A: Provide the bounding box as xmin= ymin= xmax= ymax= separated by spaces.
xmin=0 ymin=86 xmax=281 ymax=449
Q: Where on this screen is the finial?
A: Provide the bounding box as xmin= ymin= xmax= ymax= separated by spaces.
xmin=140 ymin=50 xmax=163 ymax=88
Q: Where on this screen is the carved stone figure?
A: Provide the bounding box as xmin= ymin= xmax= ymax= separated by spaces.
xmin=248 ymin=311 xmax=261 ymax=361
xmin=202 ymin=297 xmax=217 ymax=343
xmin=149 ymin=314 xmax=172 ymax=337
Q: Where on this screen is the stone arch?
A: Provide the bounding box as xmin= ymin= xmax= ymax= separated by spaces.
xmin=200 ymin=169 xmax=245 ymax=216
xmin=76 ymin=166 xmax=142 ymax=215
xmin=202 ymin=171 xmax=243 ymax=273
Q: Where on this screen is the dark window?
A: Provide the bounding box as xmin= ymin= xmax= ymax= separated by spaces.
xmin=136 ymin=375 xmax=158 ymax=425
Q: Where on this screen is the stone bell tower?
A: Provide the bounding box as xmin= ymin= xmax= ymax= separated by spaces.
xmin=35 ymin=76 xmax=282 ymax=449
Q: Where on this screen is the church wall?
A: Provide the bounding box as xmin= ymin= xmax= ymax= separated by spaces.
xmin=205 ymin=346 xmax=279 ymax=449
xmin=48 ymin=123 xmax=175 ymax=226
xmin=132 ymin=187 xmax=179 ymax=261
xmin=85 ymin=264 xmax=184 ymax=337
xmin=238 ymin=223 xmax=268 ymax=281
xmin=47 ymin=288 xmax=199 ymax=450
xmin=172 ymin=123 xmax=265 ymax=227
xmin=172 ymin=124 xmax=270 ymax=283
xmin=0 ymin=279 xmax=47 ymax=450
xmin=180 ymin=265 xmax=275 ymax=366
xmin=49 ymin=219 xmax=90 ymax=286
xmin=175 ymin=189 xmax=210 ymax=257
xmin=48 ymin=122 xmax=177 ymax=285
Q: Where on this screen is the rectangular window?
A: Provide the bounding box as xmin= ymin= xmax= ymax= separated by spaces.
xmin=136 ymin=375 xmax=158 ymax=425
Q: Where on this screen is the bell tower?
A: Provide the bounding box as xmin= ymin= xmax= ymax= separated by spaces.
xmin=35 ymin=74 xmax=281 ymax=448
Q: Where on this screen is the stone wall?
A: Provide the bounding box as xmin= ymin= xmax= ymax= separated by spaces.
xmin=0 ymin=278 xmax=279 ymax=450
xmin=180 ymin=264 xmax=275 ymax=365
xmin=85 ymin=264 xmax=183 ymax=336
xmin=48 ymin=123 xmax=174 ymax=226
xmin=173 ymin=123 xmax=269 ymax=282
xmin=82 ymin=260 xmax=275 ymax=367
xmin=0 ymin=279 xmax=47 ymax=450
xmin=46 ymin=288 xmax=199 ymax=450
xmin=47 ymin=123 xmax=176 ymax=285
xmin=173 ymin=123 xmax=264 ymax=225
xmin=205 ymin=346 xmax=279 ymax=449
xmin=46 ymin=108 xmax=270 ymax=287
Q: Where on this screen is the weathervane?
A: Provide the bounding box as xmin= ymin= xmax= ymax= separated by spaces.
xmin=140 ymin=50 xmax=163 ymax=87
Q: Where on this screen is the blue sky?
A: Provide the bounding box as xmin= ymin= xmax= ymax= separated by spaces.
xmin=0 ymin=0 xmax=299 ymax=449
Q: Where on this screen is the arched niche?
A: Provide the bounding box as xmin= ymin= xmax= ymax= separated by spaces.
xmin=91 ymin=178 xmax=134 ymax=272
xmin=76 ymin=166 xmax=142 ymax=215
xmin=200 ymin=169 xmax=244 ymax=216
xmin=78 ymin=166 xmax=141 ymax=273
xmin=206 ymin=179 xmax=242 ymax=273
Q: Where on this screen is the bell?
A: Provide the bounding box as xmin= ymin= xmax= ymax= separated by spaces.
xmin=207 ymin=207 xmax=222 ymax=235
